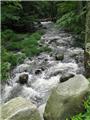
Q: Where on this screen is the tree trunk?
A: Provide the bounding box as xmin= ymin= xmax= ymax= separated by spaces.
xmin=85 ymin=2 xmax=90 ymax=78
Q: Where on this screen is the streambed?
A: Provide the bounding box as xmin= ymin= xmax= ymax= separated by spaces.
xmin=1 ymin=21 xmax=85 ymax=119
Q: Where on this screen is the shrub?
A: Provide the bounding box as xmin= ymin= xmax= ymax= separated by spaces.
xmin=1 ymin=48 xmax=26 ymax=81
xmin=69 ymin=95 xmax=90 ymax=120
xmin=7 ymin=52 xmax=26 ymax=67
xmin=1 ymin=62 xmax=11 ymax=81
xmin=56 ymin=11 xmax=83 ymax=34
xmin=1 ymin=29 xmax=18 ymax=43
xmin=1 ymin=30 xmax=52 ymax=81
xmin=20 ymin=32 xmax=42 ymax=56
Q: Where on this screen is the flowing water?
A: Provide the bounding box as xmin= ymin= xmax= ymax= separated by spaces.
xmin=1 ymin=21 xmax=85 ymax=119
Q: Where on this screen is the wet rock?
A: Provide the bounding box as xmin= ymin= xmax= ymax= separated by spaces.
xmin=55 ymin=53 xmax=64 ymax=61
xmin=48 ymin=37 xmax=60 ymax=44
xmin=18 ymin=73 xmax=28 ymax=84
xmin=60 ymin=73 xmax=75 ymax=83
xmin=1 ymin=97 xmax=41 ymax=120
xmin=40 ymin=67 xmax=45 ymax=71
xmin=76 ymin=67 xmax=85 ymax=75
xmin=44 ymin=75 xmax=90 ymax=120
xmin=35 ymin=69 xmax=42 ymax=75
xmin=45 ymin=62 xmax=78 ymax=79
xmin=44 ymin=58 xmax=48 ymax=61
xmin=69 ymin=48 xmax=84 ymax=59
xmin=24 ymin=58 xmax=33 ymax=64
xmin=38 ymin=43 xmax=43 ymax=47
xmin=34 ymin=21 xmax=42 ymax=29
xmin=13 ymin=64 xmax=30 ymax=73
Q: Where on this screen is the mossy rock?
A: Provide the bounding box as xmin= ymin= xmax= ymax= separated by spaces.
xmin=1 ymin=97 xmax=41 ymax=120
xmin=85 ymin=43 xmax=90 ymax=77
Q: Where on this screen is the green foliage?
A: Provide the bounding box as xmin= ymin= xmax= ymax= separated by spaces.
xmin=7 ymin=52 xmax=26 ymax=67
xmin=20 ymin=32 xmax=51 ymax=56
xmin=56 ymin=10 xmax=86 ymax=34
xmin=71 ymin=113 xmax=83 ymax=120
xmin=1 ymin=1 xmax=58 ymax=32
xmin=56 ymin=11 xmax=78 ymax=30
xmin=57 ymin=1 xmax=78 ymax=16
xmin=67 ymin=95 xmax=90 ymax=120
xmin=1 ymin=1 xmax=22 ymax=23
xmin=56 ymin=1 xmax=86 ymax=48
xmin=1 ymin=29 xmax=26 ymax=51
xmin=83 ymin=96 xmax=90 ymax=120
xmin=1 ymin=62 xmax=11 ymax=81
xmin=1 ymin=30 xmax=52 ymax=81
xmin=1 ymin=29 xmax=18 ymax=44
xmin=20 ymin=32 xmax=42 ymax=56
xmin=1 ymin=47 xmax=26 ymax=81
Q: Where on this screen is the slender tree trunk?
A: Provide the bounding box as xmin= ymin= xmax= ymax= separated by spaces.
xmin=85 ymin=2 xmax=90 ymax=78
xmin=49 ymin=1 xmax=57 ymax=22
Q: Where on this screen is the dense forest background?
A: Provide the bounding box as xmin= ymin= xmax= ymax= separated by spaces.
xmin=1 ymin=1 xmax=86 ymax=81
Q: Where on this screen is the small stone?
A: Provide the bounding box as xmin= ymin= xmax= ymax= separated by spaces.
xmin=41 ymin=67 xmax=45 ymax=71
xmin=39 ymin=43 xmax=43 ymax=47
xmin=18 ymin=73 xmax=28 ymax=84
xmin=44 ymin=58 xmax=48 ymax=61
xmin=55 ymin=53 xmax=64 ymax=61
xmin=35 ymin=69 xmax=42 ymax=75
xmin=60 ymin=73 xmax=75 ymax=83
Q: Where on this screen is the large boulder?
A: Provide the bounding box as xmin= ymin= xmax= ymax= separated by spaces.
xmin=44 ymin=75 xmax=90 ymax=120
xmin=1 ymin=97 xmax=41 ymax=120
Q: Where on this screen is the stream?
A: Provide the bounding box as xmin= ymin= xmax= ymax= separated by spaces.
xmin=1 ymin=21 xmax=85 ymax=119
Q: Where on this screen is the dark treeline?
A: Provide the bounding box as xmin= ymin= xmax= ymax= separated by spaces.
xmin=1 ymin=1 xmax=87 ymax=81
xmin=1 ymin=1 xmax=58 ymax=32
xmin=2 ymin=1 xmax=86 ymax=34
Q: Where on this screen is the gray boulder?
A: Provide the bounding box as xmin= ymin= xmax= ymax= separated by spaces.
xmin=55 ymin=53 xmax=64 ymax=61
xmin=1 ymin=97 xmax=41 ymax=120
xmin=44 ymin=75 xmax=90 ymax=120
xmin=18 ymin=73 xmax=28 ymax=84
